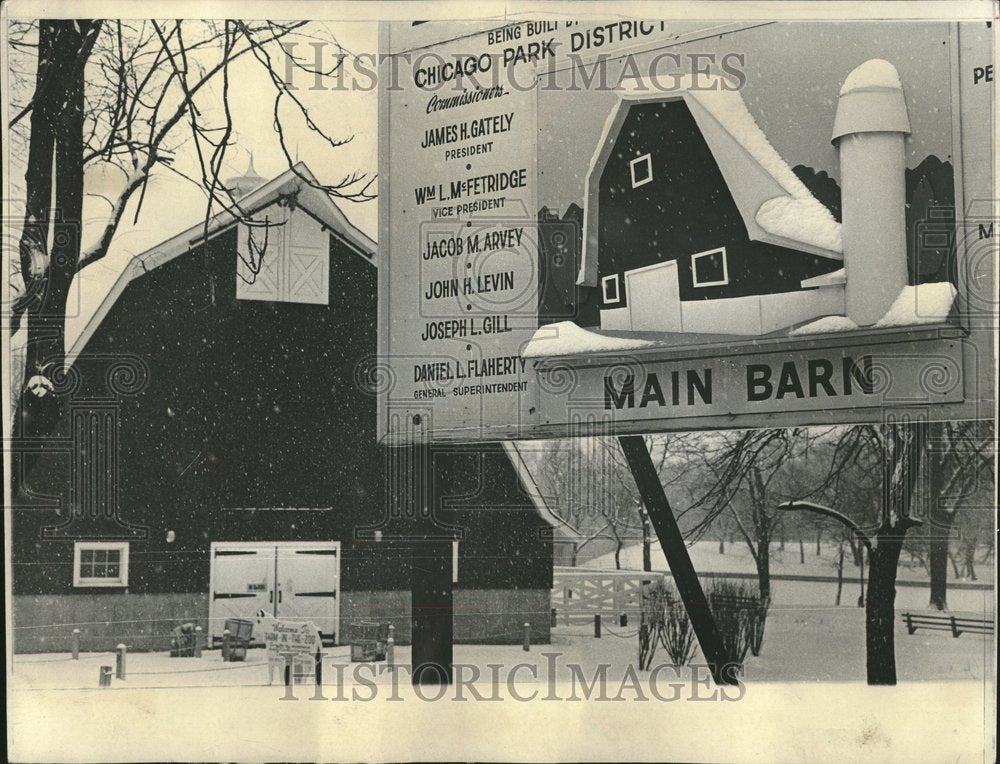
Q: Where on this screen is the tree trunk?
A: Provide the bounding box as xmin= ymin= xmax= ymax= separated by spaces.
xmin=927 ymin=511 xmax=954 ymax=610
xmin=641 ymin=510 xmax=652 ymax=572
xmin=866 ymin=528 xmax=907 ymax=685
xmin=847 ymin=535 xmax=863 ymax=567
xmin=816 ymin=529 xmax=822 ymax=556
xmin=835 ymin=545 xmax=844 ymax=606
xmin=865 ymin=419 xmax=927 ymax=686
xmin=755 ymin=537 xmax=771 ymax=604
xmin=718 ymin=536 xmax=724 ymax=555
xmin=926 ymin=421 xmax=952 ymax=610
xmin=614 ymin=542 xmax=622 ymax=570
xmin=964 ymin=547 xmax=977 ymax=581
xmin=949 ymin=551 xmax=962 ymax=578
xmin=14 ymin=21 xmax=98 ymax=497
xmin=799 ymin=538 xmax=805 ymax=564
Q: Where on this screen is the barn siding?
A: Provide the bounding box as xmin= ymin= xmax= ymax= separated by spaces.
xmin=596 ymin=99 xmax=838 ymax=305
xmin=12 ymin=212 xmax=552 ymax=649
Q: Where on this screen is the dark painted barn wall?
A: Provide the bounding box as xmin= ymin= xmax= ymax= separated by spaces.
xmin=13 ymin=218 xmax=552 ymax=608
xmin=596 ymin=99 xmax=839 ymax=308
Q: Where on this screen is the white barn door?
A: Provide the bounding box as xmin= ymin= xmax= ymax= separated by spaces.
xmin=625 ymin=261 xmax=683 ymax=332
xmin=276 ymin=544 xmax=341 ymax=643
xmin=208 ymin=543 xmax=275 ymax=643
xmin=209 ymin=541 xmax=341 ymax=645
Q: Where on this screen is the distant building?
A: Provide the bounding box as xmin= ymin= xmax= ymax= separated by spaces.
xmin=12 ymin=163 xmax=556 ymax=652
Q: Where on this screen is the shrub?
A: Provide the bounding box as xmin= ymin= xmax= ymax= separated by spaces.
xmin=638 ymin=580 xmax=697 ymax=669
xmin=706 ymin=579 xmax=768 ymax=679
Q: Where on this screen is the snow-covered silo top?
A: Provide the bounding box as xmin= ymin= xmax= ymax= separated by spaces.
xmin=832 ymin=59 xmax=911 ymax=142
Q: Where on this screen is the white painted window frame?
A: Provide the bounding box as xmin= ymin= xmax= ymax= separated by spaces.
xmin=73 ymin=541 xmax=129 ymax=587
xmin=690 ymin=246 xmax=730 ymax=288
xmin=601 ymin=273 xmax=622 ymax=305
xmin=629 ymin=153 xmax=653 ymax=189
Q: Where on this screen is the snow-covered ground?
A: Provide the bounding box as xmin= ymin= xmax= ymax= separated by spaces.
xmin=584 ymin=539 xmax=994 ymax=589
xmin=8 ymin=549 xmax=993 ymax=760
xmin=9 ymin=584 xmax=994 ymax=761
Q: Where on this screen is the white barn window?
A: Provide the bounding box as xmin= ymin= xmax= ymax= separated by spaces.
xmin=236 ymin=205 xmax=329 ymax=305
xmin=73 ymin=542 xmax=129 ymax=587
xmin=691 ymin=247 xmax=730 ymax=288
xmin=601 ymin=274 xmax=622 ymax=305
xmin=629 ymin=153 xmax=653 ymax=188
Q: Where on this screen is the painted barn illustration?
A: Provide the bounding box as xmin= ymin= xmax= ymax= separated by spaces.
xmin=530 ymin=59 xmax=957 ymax=354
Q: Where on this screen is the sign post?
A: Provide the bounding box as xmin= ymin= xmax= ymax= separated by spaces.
xmin=618 ymin=435 xmax=733 ymax=685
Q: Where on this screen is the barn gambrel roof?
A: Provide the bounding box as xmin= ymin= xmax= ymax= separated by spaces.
xmin=66 ymin=163 xmax=376 ymax=367
xmin=578 ymin=76 xmax=844 ymax=287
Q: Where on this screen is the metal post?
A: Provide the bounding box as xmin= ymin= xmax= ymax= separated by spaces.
xmin=403 ymin=440 xmax=453 ymax=686
xmin=594 ymin=613 xmax=601 ymax=638
xmin=550 ymin=608 xmax=557 ymax=628
xmin=618 ymin=435 xmax=733 ymax=685
xmin=523 ymin=622 xmax=531 ymax=651
xmin=115 ymin=643 xmax=127 ymax=680
xmin=411 ymin=537 xmax=454 ymax=685
xmin=99 ymin=666 xmax=112 ymax=687
xmin=222 ymin=629 xmax=231 ymax=662
xmin=194 ymin=626 xmax=203 ymax=658
xmin=387 ymin=636 xmax=395 ymax=671
xmin=71 ymin=628 xmax=80 ymax=660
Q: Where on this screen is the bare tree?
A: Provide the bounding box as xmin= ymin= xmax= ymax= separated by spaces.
xmin=923 ymin=420 xmax=994 ymax=607
xmin=782 ymin=419 xmax=931 ymax=685
xmin=7 ymin=19 xmax=375 ymax=491
xmin=680 ymin=428 xmax=830 ymax=603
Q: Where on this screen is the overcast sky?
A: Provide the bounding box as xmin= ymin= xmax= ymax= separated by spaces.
xmin=5 ymin=20 xmax=379 ymax=352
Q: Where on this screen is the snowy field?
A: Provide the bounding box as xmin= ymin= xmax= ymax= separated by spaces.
xmin=8 ymin=571 xmax=993 ymax=761
xmin=584 ymin=539 xmax=994 ymax=587
xmin=9 ymin=577 xmax=994 ymax=762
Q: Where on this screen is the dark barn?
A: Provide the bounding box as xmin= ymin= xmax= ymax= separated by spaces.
xmin=579 ymin=88 xmax=848 ymax=337
xmin=12 ymin=163 xmax=556 ymax=652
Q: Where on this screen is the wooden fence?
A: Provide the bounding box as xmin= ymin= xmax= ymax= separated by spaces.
xmin=551 ymin=567 xmax=666 ymax=625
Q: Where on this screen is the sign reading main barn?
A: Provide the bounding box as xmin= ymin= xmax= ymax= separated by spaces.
xmin=378 ymin=21 xmax=994 ymax=443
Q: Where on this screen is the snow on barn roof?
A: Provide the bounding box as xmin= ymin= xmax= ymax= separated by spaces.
xmin=65 ymin=163 xmax=376 ymax=367
xmin=578 ymin=74 xmax=843 ymax=287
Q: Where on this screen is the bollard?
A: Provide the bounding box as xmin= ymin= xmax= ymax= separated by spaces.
xmin=386 ymin=637 xmax=395 ymax=671
xmin=523 ymin=622 xmax=531 ymax=652
xmin=594 ymin=613 xmax=602 ymax=638
xmin=550 ymin=608 xmax=557 ymax=628
xmin=194 ymin=626 xmax=203 ymax=658
xmin=99 ymin=665 xmax=112 ymax=687
xmin=115 ymin=643 xmax=127 ymax=680
xmin=71 ymin=628 xmax=80 ymax=660
xmin=222 ymin=629 xmax=231 ymax=662
xmin=620 ymin=613 xmax=628 ymax=627
xmin=315 ymin=649 xmax=323 ymax=688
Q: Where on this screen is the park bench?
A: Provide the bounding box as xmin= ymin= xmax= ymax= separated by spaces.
xmin=901 ymin=612 xmax=994 ymax=638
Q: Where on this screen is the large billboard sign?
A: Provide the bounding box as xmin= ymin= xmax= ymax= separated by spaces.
xmin=377 ymin=20 xmax=995 ymax=444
